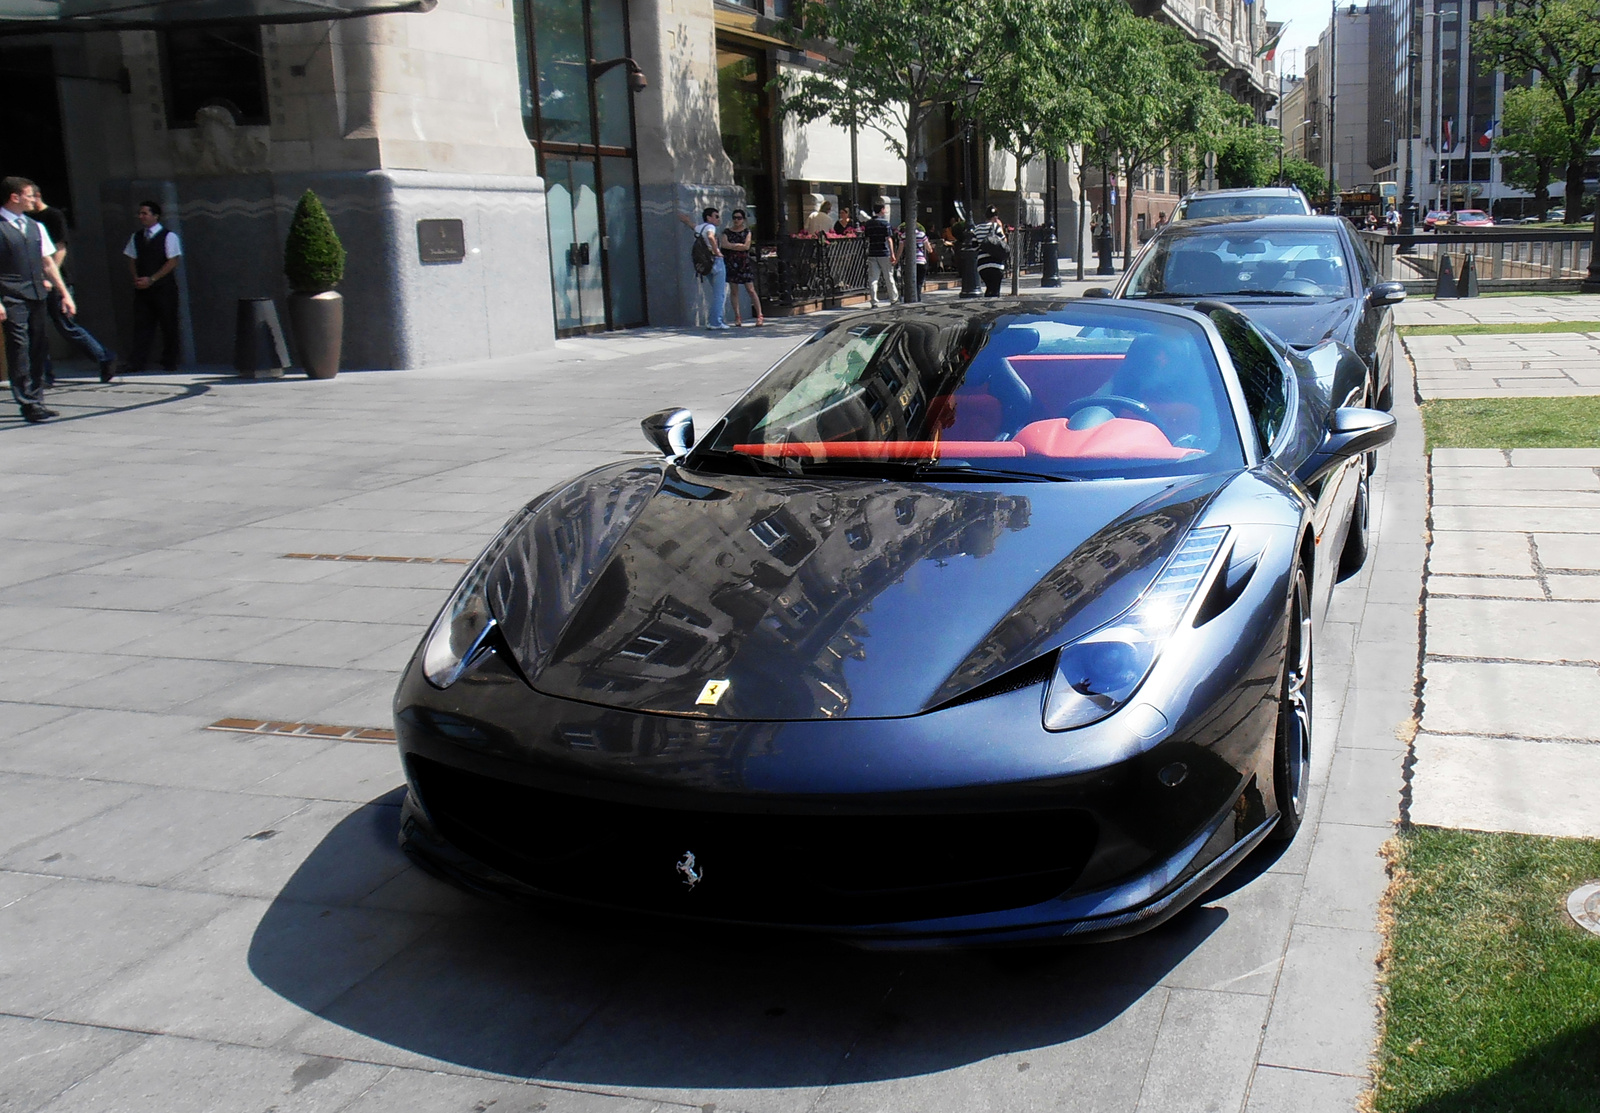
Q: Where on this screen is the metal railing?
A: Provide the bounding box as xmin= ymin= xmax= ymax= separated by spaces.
xmin=1354 ymin=228 xmax=1596 ymax=288
xmin=755 ymin=236 xmax=870 ymax=309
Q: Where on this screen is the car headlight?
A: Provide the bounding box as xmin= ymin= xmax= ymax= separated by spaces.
xmin=421 ymin=507 xmax=534 ymax=689
xmin=1043 ymin=525 xmax=1228 ymax=731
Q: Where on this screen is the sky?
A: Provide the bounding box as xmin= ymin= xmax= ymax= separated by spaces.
xmin=1266 ymin=0 xmax=1351 ymax=81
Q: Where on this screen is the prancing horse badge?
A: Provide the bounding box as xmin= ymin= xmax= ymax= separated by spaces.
xmin=676 ymin=850 xmax=703 ymax=889
xmin=695 ymin=679 xmax=731 ymax=706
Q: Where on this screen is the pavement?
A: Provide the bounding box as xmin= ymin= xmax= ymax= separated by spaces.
xmin=1400 ymin=293 xmax=1600 ymax=839
xmin=1 ymin=295 xmax=1422 ymax=1113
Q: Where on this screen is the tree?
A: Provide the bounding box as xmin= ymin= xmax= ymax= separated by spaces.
xmin=1213 ymin=125 xmax=1280 ymax=189
xmin=1474 ymin=0 xmax=1600 ymax=222
xmin=978 ymin=0 xmax=1105 ymax=290
xmin=283 ymin=190 xmax=344 ymax=294
xmin=1278 ymin=157 xmax=1329 ymax=201
xmin=1496 ymin=83 xmax=1572 ymax=218
xmin=784 ymin=0 xmax=1050 ymax=301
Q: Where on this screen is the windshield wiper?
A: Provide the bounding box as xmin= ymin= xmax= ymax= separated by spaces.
xmin=912 ymin=463 xmax=1078 ymax=482
xmin=1230 ymin=288 xmax=1323 ymax=298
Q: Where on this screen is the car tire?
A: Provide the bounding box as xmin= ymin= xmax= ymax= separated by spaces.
xmin=1338 ymin=464 xmax=1370 ymax=579
xmin=1269 ymin=564 xmax=1313 ymax=844
xmin=1376 ymin=380 xmax=1394 ymax=412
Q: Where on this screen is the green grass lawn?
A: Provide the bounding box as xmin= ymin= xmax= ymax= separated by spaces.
xmin=1401 ymin=321 xmax=1600 ymax=336
xmin=1372 ymin=828 xmax=1600 ymax=1113
xmin=1421 ymin=397 xmax=1600 ymax=450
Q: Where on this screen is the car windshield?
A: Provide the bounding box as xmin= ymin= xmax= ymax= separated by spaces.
xmin=1123 ymin=229 xmax=1352 ymax=299
xmin=1178 ymin=195 xmax=1307 ymax=219
xmin=693 ymin=306 xmax=1246 ymax=481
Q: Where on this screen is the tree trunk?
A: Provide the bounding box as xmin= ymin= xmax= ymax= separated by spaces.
xmin=904 ymin=134 xmax=920 ymax=302
xmin=1076 ymin=153 xmax=1087 ymax=282
xmin=1123 ymin=163 xmax=1135 ymax=270
xmin=1012 ymin=152 xmax=1024 ymax=295
xmin=1565 ymin=158 xmax=1586 ymax=223
xmin=1536 ymin=163 xmax=1551 ymax=220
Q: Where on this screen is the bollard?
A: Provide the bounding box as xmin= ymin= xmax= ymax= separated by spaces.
xmin=1434 ymin=255 xmax=1458 ymax=299
xmin=234 ymin=298 xmax=291 ymax=379
xmin=1459 ymin=252 xmax=1480 ymax=297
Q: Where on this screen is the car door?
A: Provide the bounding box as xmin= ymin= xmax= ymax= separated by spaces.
xmin=1344 ymin=225 xmax=1395 ymax=409
xmin=1207 ymin=307 xmax=1357 ymax=615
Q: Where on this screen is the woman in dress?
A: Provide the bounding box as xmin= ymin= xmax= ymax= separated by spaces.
xmin=720 ymin=210 xmax=764 ymax=326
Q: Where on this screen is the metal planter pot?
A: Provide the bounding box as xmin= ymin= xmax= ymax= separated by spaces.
xmin=287 ymin=291 xmax=344 ymax=380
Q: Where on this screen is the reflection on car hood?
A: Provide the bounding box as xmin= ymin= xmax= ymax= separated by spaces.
xmin=1209 ymin=298 xmax=1359 ymax=349
xmin=488 ymin=462 xmax=1230 ymax=721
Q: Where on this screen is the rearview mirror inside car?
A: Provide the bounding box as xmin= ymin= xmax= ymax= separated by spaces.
xmin=642 ymin=408 xmax=695 ymax=457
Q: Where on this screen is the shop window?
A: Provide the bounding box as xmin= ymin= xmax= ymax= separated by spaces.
xmin=161 ymin=26 xmax=269 ymax=128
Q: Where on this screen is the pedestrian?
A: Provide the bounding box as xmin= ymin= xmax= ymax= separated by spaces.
xmin=1385 ymin=205 xmax=1401 ymax=233
xmin=0 ymin=176 xmax=73 ymax=424
xmin=1154 ymin=211 xmax=1169 ymax=234
xmin=832 ymin=207 xmax=859 ymax=236
xmin=720 ymin=209 xmax=763 ymax=326
xmin=901 ymin=221 xmax=931 ymax=300
xmin=123 ymin=200 xmax=183 ymax=373
xmin=678 ymin=208 xmax=727 ymax=329
xmin=863 ymin=202 xmax=898 ymax=307
xmin=27 ymin=185 xmax=116 ymax=384
xmin=805 ymin=199 xmax=834 ymax=235
xmin=971 ymin=205 xmax=1009 ymax=297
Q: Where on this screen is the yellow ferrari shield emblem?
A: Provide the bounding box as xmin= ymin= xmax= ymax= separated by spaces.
xmin=695 ymin=679 xmax=731 ymax=706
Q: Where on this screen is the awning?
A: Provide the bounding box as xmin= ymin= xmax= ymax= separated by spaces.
xmin=0 ymin=0 xmax=436 ymax=37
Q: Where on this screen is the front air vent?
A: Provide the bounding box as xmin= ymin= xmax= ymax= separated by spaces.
xmin=935 ymin=654 xmax=1056 ymax=711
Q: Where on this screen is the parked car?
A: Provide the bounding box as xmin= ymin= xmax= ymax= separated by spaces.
xmin=1109 ymin=214 xmax=1404 ymax=413
xmin=394 ymin=298 xmax=1392 ymax=946
xmin=1173 ymin=187 xmax=1314 ymax=221
xmin=1421 ymin=210 xmax=1451 ymax=230
xmin=1448 ymin=209 xmax=1494 ymax=227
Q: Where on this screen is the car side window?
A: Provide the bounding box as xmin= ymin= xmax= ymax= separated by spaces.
xmin=1209 ymin=310 xmax=1289 ymax=455
xmin=1350 ymin=234 xmax=1376 ymax=288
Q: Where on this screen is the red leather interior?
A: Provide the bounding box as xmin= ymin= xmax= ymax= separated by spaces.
xmin=733 ymin=442 xmax=1027 ymax=458
xmin=1010 ymin=418 xmax=1197 ymax=459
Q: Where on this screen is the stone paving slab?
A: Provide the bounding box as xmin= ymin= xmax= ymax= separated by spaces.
xmin=1407 ymin=332 xmax=1600 ymax=399
xmin=1393 ymin=293 xmax=1600 ymax=327
xmin=0 ymin=315 xmax=1424 ymax=1113
xmin=1414 ymin=450 xmax=1600 ymax=835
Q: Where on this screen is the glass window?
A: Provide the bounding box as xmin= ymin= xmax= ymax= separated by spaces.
xmin=1176 ymin=194 xmax=1311 ymax=219
xmin=531 ymin=0 xmax=591 ymax=144
xmin=590 ymin=0 xmax=633 ymax=148
xmin=697 ymin=307 xmax=1245 ymax=481
xmin=161 ymin=26 xmax=269 ymax=127
xmin=601 ymin=156 xmax=645 ymax=326
xmin=1209 ymin=309 xmax=1289 ymax=454
xmin=1124 ymin=229 xmax=1353 ymax=298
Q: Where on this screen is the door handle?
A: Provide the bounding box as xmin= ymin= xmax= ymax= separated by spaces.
xmin=567 ymin=243 xmax=592 ymax=266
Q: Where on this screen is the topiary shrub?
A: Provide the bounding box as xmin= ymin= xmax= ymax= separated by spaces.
xmin=284 ymin=189 xmax=346 ymax=294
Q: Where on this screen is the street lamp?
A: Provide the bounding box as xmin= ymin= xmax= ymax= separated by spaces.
xmin=1400 ymin=4 xmax=1421 ymax=246
xmin=1095 ymin=125 xmax=1115 ymax=276
xmin=588 ymin=56 xmax=647 ymax=92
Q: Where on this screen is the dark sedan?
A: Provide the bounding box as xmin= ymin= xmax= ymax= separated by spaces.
xmin=1110 ymin=215 xmax=1405 ymax=412
xmin=394 ymin=299 xmax=1393 ymax=947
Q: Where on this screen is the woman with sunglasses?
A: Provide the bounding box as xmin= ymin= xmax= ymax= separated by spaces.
xmin=719 ymin=210 xmax=764 ymax=326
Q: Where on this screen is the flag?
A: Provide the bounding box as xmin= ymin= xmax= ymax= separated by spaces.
xmin=1442 ymin=116 xmax=1454 ymax=152
xmin=1479 ymin=120 xmax=1495 ymax=148
xmin=1256 ymin=23 xmax=1287 ymax=58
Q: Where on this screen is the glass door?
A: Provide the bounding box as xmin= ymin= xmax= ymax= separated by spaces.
xmin=545 ymin=158 xmax=607 ymax=332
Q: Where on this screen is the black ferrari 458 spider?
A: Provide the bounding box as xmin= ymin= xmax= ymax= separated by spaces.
xmin=394 ymin=297 xmax=1395 ymax=946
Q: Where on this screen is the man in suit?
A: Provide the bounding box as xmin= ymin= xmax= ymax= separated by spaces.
xmin=123 ymin=200 xmax=183 ymax=373
xmin=0 ymin=176 xmax=75 ymax=424
xmin=27 ymin=185 xmax=116 ymax=384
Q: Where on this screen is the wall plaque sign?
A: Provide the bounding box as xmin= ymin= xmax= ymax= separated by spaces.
xmin=417 ymin=219 xmax=467 ymax=264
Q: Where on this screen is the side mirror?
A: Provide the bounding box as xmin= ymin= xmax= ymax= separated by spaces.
xmin=1082 ymin=287 xmax=1114 ymax=299
xmin=1370 ymin=280 xmax=1406 ymax=306
xmin=1296 ymin=407 xmax=1397 ymax=486
xmin=642 ymin=407 xmax=695 ymax=457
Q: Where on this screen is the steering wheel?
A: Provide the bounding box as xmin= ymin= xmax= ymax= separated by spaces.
xmin=1064 ymin=395 xmax=1163 ymax=432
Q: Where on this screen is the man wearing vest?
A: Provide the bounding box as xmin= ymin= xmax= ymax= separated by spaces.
xmin=123 ymin=200 xmax=183 ymax=373
xmin=0 ymin=176 xmax=75 ymax=424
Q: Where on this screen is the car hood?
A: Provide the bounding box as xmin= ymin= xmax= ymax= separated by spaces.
xmin=487 ymin=460 xmax=1230 ymax=721
xmin=1193 ymin=297 xmax=1359 ymax=349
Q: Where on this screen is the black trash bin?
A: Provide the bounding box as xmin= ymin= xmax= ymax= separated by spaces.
xmin=234 ymin=298 xmax=291 ymax=380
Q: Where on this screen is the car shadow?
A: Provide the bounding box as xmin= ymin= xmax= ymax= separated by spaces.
xmin=248 ymin=788 xmax=1234 ymax=1087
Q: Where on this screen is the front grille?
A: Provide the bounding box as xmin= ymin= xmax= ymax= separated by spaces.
xmin=408 ymin=756 xmax=1096 ymax=926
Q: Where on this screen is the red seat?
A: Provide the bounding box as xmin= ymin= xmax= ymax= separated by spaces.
xmin=1011 ymin=418 xmax=1197 ymax=460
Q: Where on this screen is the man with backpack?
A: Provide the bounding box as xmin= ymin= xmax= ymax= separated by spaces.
xmin=679 ymin=208 xmax=727 ymax=329
xmin=971 ymin=205 xmax=1010 ymax=297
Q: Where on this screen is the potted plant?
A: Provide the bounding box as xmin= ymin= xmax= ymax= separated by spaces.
xmin=283 ymin=189 xmax=346 ymax=379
